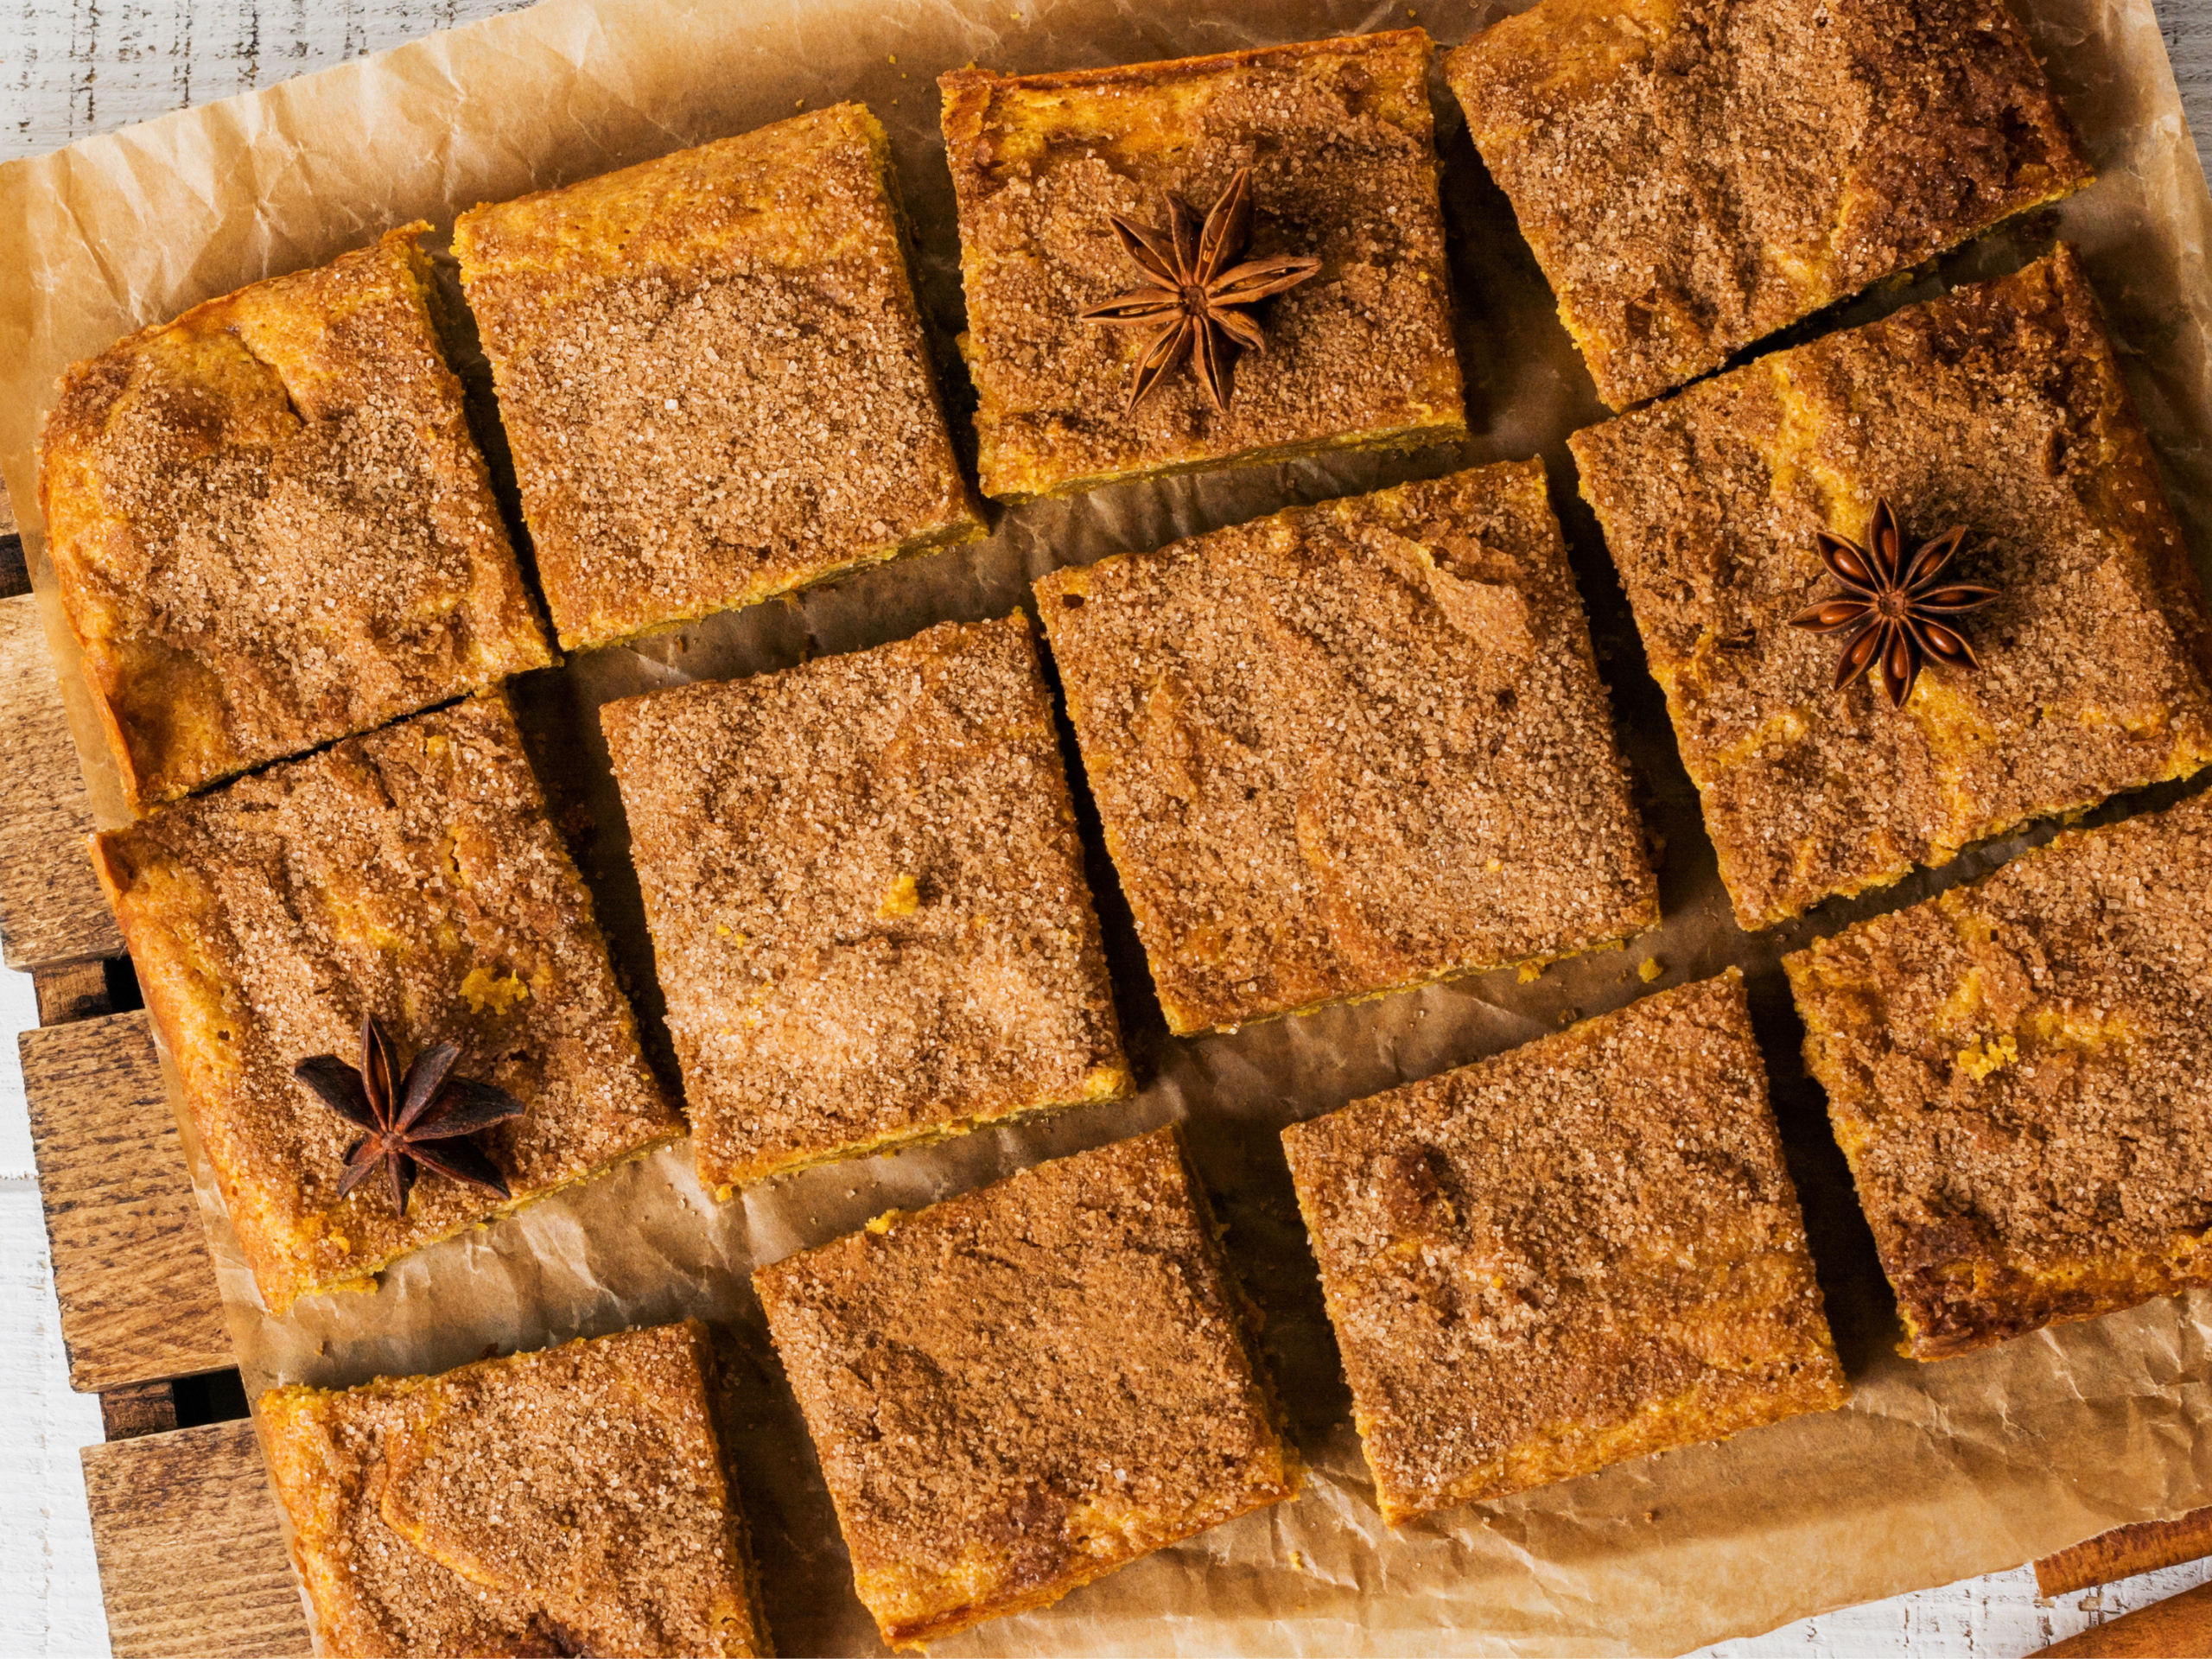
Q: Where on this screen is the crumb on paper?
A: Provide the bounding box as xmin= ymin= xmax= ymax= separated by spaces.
xmin=1639 ymin=957 xmax=1663 ymax=982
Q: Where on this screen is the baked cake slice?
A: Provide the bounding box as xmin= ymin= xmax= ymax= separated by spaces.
xmin=92 ymin=694 xmax=683 ymax=1314
xmin=38 ymin=225 xmax=551 ymax=808
xmin=455 ymin=103 xmax=982 ymax=650
xmin=754 ymin=1127 xmax=1294 ymax=1649
xmin=941 ymin=30 xmax=1466 ymax=499
xmin=1036 ymin=460 xmax=1656 ymax=1033
xmin=1446 ymin=0 xmax=2090 ymax=407
xmin=1283 ymin=971 xmax=1847 ymax=1522
xmin=261 ymin=1322 xmax=766 ymax=1656
xmin=601 ymin=613 xmax=1129 ymax=1193
xmin=1571 ymin=247 xmax=2212 ymax=928
xmin=1788 ymin=789 xmax=2212 ymax=1358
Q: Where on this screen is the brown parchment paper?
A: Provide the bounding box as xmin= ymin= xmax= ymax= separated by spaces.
xmin=4 ymin=0 xmax=2212 ymax=1652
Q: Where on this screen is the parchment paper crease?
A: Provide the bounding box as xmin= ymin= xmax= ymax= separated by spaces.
xmin=3 ymin=0 xmax=2210 ymax=1653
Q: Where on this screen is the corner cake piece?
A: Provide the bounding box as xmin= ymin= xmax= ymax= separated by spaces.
xmin=1283 ymin=970 xmax=1847 ymax=1522
xmin=1570 ymin=247 xmax=2212 ymax=930
xmin=37 ymin=225 xmax=552 ymax=810
xmin=939 ymin=30 xmax=1466 ymax=501
xmin=260 ymin=1321 xmax=766 ymax=1657
xmin=1446 ymin=0 xmax=2090 ymax=409
xmin=601 ymin=613 xmax=1130 ymax=1195
xmin=454 ymin=103 xmax=982 ymax=652
xmin=1787 ymin=790 xmax=2212 ymax=1360
xmin=754 ymin=1126 xmax=1295 ymax=1649
xmin=1035 ymin=459 xmax=1656 ymax=1034
xmin=92 ymin=694 xmax=683 ymax=1315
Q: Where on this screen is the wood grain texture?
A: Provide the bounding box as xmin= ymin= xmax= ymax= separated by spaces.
xmin=0 ymin=592 xmax=123 ymax=969
xmin=2031 ymin=1579 xmax=2212 ymax=1656
xmin=97 ymin=1383 xmax=179 ymax=1443
xmin=18 ymin=1011 xmax=232 ymax=1392
xmin=33 ymin=960 xmax=113 ymax=1028
xmin=79 ymin=1419 xmax=310 ymax=1659
xmin=2040 ymin=1509 xmax=2212 ymax=1596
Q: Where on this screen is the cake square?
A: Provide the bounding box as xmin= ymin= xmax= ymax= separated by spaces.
xmin=454 ymin=103 xmax=982 ymax=652
xmin=939 ymin=30 xmax=1466 ymax=501
xmin=1570 ymin=247 xmax=2212 ymax=931
xmin=1034 ymin=460 xmax=1656 ymax=1034
xmin=260 ymin=1321 xmax=766 ymax=1657
xmin=37 ymin=225 xmax=552 ymax=810
xmin=92 ymin=694 xmax=683 ymax=1315
xmin=601 ymin=613 xmax=1130 ymax=1194
xmin=1282 ymin=970 xmax=1847 ymax=1522
xmin=1445 ymin=0 xmax=2090 ymax=410
xmin=1786 ymin=790 xmax=2212 ymax=1360
xmin=753 ymin=1126 xmax=1295 ymax=1649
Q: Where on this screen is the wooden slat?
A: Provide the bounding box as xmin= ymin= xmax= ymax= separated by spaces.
xmin=34 ymin=957 xmax=114 ymax=1027
xmin=19 ymin=1009 xmax=232 ymax=1391
xmin=0 ymin=589 xmax=123 ymax=969
xmin=81 ymin=1419 xmax=311 ymax=1659
xmin=99 ymin=1382 xmax=181 ymax=1442
xmin=2031 ymin=1580 xmax=2212 ymax=1656
xmin=2038 ymin=1507 xmax=2212 ymax=1596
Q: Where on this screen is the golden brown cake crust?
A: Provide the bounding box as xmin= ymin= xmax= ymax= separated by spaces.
xmin=601 ymin=614 xmax=1129 ymax=1195
xmin=1281 ymin=971 xmax=1847 ymax=1522
xmin=753 ymin=1127 xmax=1295 ymax=1651
xmin=1570 ymin=247 xmax=2212 ymax=930
xmin=37 ymin=225 xmax=552 ymax=809
xmin=1446 ymin=0 xmax=2091 ymax=409
xmin=92 ymin=695 xmax=682 ymax=1315
xmin=259 ymin=1321 xmax=767 ymax=1658
xmin=939 ymin=30 xmax=1466 ymax=500
xmin=1786 ymin=790 xmax=2212 ymax=1361
xmin=1035 ymin=461 xmax=1656 ymax=1033
xmin=454 ymin=104 xmax=980 ymax=652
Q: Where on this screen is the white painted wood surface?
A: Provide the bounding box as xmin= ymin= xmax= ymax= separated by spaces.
xmin=1 ymin=2 xmax=2209 ymax=1654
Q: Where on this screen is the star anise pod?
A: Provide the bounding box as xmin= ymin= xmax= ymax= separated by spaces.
xmin=294 ymin=1014 xmax=524 ymax=1216
xmin=1788 ymin=499 xmax=2001 ymax=709
xmin=1077 ymin=166 xmax=1323 ymax=416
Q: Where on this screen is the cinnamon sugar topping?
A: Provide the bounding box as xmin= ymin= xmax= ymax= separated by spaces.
xmin=1788 ymin=789 xmax=2212 ymax=1358
xmin=1446 ymin=0 xmax=2092 ymax=407
xmin=258 ymin=1322 xmax=765 ymax=1656
xmin=92 ymin=696 xmax=682 ymax=1314
xmin=1282 ymin=972 xmax=1847 ymax=1522
xmin=455 ymin=104 xmax=981 ymax=651
xmin=601 ymin=614 xmax=1130 ymax=1195
xmin=1036 ymin=461 xmax=1656 ymax=1033
xmin=1571 ymin=247 xmax=2212 ymax=929
xmin=754 ymin=1128 xmax=1295 ymax=1649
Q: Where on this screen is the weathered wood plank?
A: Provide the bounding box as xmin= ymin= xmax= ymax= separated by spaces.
xmin=33 ymin=958 xmax=114 ymax=1027
xmin=99 ymin=1382 xmax=180 ymax=1442
xmin=19 ymin=1010 xmax=232 ymax=1392
xmin=80 ymin=1419 xmax=311 ymax=1659
xmin=2031 ymin=1579 xmax=2212 ymax=1656
xmin=0 ymin=590 xmax=123 ymax=969
xmin=2038 ymin=1508 xmax=2212 ymax=1596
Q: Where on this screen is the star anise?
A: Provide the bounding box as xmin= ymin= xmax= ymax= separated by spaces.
xmin=1077 ymin=167 xmax=1323 ymax=416
xmin=294 ymin=1014 xmax=525 ymax=1216
xmin=1788 ymin=499 xmax=2001 ymax=709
